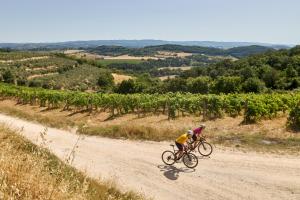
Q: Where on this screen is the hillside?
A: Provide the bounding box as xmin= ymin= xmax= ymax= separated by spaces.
xmin=0 ymin=45 xmax=300 ymax=94
xmin=88 ymin=44 xmax=274 ymax=58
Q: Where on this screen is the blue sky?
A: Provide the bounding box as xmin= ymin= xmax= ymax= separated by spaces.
xmin=0 ymin=0 xmax=299 ymax=44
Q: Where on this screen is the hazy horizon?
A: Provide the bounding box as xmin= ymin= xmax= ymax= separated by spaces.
xmin=0 ymin=39 xmax=294 ymax=46
xmin=1 ymin=0 xmax=299 ymax=44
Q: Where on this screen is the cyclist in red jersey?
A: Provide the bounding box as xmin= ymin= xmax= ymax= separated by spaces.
xmin=191 ymin=124 xmax=206 ymax=149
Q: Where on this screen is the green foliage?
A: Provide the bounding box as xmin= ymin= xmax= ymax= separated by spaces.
xmin=187 ymin=77 xmax=211 ymax=94
xmin=96 ymin=59 xmax=143 ymax=66
xmin=34 ymin=65 xmax=112 ymax=91
xmin=285 ymin=65 xmax=298 ymax=77
xmin=287 ymin=102 xmax=300 ymax=130
xmin=97 ymin=72 xmax=114 ymax=88
xmin=289 ymin=45 xmax=300 ymax=56
xmin=163 ymin=77 xmax=187 ymax=92
xmin=2 ymin=70 xmax=15 ymax=84
xmin=212 ymin=76 xmax=242 ymax=94
xmin=0 ymin=51 xmax=50 ymax=61
xmin=1 ymin=83 xmax=299 ymax=123
xmin=242 ymin=78 xmax=266 ymax=93
xmin=262 ymin=68 xmax=280 ymax=89
xmin=116 ymin=79 xmax=136 ymax=94
xmin=89 ymin=44 xmax=272 ymax=58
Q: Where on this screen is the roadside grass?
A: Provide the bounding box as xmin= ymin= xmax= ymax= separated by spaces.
xmin=0 ymin=100 xmax=299 ymax=154
xmin=0 ymin=125 xmax=143 ymax=200
xmin=210 ymin=132 xmax=300 ymax=154
xmin=0 ymin=104 xmax=75 ymax=129
xmin=77 ymin=124 xmax=185 ymax=141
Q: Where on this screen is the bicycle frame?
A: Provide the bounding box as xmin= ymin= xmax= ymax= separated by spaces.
xmin=170 ymin=144 xmax=191 ymax=160
xmin=191 ymin=136 xmax=206 ymax=148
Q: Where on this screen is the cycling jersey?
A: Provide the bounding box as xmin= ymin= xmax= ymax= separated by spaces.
xmin=193 ymin=127 xmax=203 ymax=136
xmin=175 ymin=133 xmax=189 ymax=144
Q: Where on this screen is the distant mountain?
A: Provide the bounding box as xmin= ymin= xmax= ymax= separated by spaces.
xmin=89 ymin=44 xmax=275 ymax=58
xmin=0 ymin=40 xmax=292 ymax=50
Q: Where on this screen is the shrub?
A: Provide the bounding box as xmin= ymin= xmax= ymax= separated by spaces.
xmin=287 ymin=102 xmax=300 ymax=131
xmin=242 ymin=78 xmax=266 ymax=93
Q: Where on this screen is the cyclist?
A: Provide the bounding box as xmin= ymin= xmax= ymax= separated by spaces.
xmin=191 ymin=124 xmax=206 ymax=149
xmin=175 ymin=130 xmax=193 ymax=160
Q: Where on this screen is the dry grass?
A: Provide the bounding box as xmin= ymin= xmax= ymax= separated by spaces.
xmin=0 ymin=125 xmax=143 ymax=200
xmin=158 ymin=75 xmax=177 ymax=81
xmin=112 ymin=73 xmax=134 ymax=84
xmin=65 ymin=50 xmax=192 ymax=61
xmin=0 ymin=56 xmax=50 ymax=63
xmin=156 ymin=51 xmax=193 ymax=58
xmin=103 ymin=55 xmax=158 ymax=60
xmin=158 ymin=66 xmax=192 ymax=71
xmin=67 ymin=52 xmax=159 ymax=61
xmin=0 ymin=99 xmax=299 ymax=153
xmin=27 ymin=72 xmax=59 ymax=80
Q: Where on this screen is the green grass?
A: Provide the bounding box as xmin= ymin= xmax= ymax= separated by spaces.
xmin=96 ymin=59 xmax=144 ymax=66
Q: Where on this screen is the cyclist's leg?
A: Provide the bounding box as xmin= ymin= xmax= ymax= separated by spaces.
xmin=175 ymin=142 xmax=184 ymax=159
xmin=192 ymin=134 xmax=198 ymax=149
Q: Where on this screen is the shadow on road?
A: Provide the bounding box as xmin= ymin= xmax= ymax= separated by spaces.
xmin=197 ymin=155 xmax=211 ymax=160
xmin=157 ymin=165 xmax=195 ymax=180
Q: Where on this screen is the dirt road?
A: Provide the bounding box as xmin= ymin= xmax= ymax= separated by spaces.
xmin=0 ymin=113 xmax=299 ymax=200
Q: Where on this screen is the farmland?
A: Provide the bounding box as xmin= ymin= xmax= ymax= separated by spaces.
xmin=1 ymin=83 xmax=299 ymax=125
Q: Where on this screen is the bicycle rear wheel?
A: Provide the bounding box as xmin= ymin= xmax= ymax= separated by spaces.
xmin=162 ymin=151 xmax=176 ymax=165
xmin=182 ymin=153 xmax=198 ymax=168
xmin=198 ymin=141 xmax=213 ymax=156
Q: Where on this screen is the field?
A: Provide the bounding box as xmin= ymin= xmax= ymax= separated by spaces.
xmin=95 ymin=59 xmax=144 ymax=66
xmin=0 ymin=53 xmax=78 ymax=83
xmin=158 ymin=66 xmax=192 ymax=71
xmin=1 ymin=83 xmax=299 ymax=123
xmin=0 ymin=83 xmax=299 ymax=153
xmin=159 ymin=75 xmax=177 ymax=80
xmin=112 ymin=73 xmax=134 ymax=84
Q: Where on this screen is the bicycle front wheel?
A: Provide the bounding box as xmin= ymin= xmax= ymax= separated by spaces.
xmin=162 ymin=151 xmax=176 ymax=165
xmin=182 ymin=153 xmax=198 ymax=168
xmin=198 ymin=141 xmax=213 ymax=156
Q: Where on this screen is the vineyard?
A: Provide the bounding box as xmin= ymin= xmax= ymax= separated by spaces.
xmin=0 ymin=51 xmax=51 ymax=61
xmin=0 ymin=83 xmax=299 ymax=124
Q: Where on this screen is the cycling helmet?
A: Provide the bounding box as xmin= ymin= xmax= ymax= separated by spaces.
xmin=187 ymin=130 xmax=193 ymax=136
xmin=199 ymin=124 xmax=206 ymax=128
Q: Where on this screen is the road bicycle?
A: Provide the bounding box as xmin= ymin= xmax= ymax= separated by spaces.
xmin=188 ymin=136 xmax=213 ymax=156
xmin=161 ymin=144 xmax=198 ymax=168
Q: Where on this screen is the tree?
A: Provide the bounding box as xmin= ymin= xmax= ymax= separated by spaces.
xmin=285 ymin=65 xmax=298 ymax=78
xmin=289 ymin=45 xmax=300 ymax=56
xmin=163 ymin=77 xmax=187 ymax=92
xmin=97 ymin=72 xmax=114 ymax=88
xmin=2 ymin=70 xmax=15 ymax=84
xmin=240 ymin=66 xmax=257 ymax=80
xmin=212 ymin=76 xmax=241 ymax=94
xmin=187 ymin=77 xmax=211 ymax=94
xmin=262 ymin=68 xmax=280 ymax=89
xmin=242 ymin=77 xmax=265 ymax=93
xmin=116 ymin=79 xmax=136 ymax=94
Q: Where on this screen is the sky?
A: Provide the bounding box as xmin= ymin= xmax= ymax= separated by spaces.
xmin=0 ymin=0 xmax=299 ymax=44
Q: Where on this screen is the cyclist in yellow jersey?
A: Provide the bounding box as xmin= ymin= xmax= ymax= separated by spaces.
xmin=175 ymin=130 xmax=193 ymax=160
